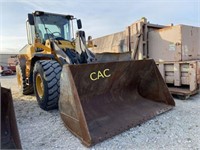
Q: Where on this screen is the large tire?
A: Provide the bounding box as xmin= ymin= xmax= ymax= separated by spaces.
xmin=16 ymin=65 xmax=34 ymax=95
xmin=33 ymin=60 xmax=62 ymax=110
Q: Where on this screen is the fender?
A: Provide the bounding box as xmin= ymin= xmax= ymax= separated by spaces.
xmin=28 ymin=54 xmax=56 ymax=84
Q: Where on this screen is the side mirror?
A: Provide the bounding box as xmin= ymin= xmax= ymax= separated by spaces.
xmin=77 ymin=19 xmax=82 ymax=29
xmin=87 ymin=36 xmax=97 ymax=48
xmin=88 ymin=36 xmax=92 ymax=41
xmin=28 ymin=14 xmax=34 ymax=25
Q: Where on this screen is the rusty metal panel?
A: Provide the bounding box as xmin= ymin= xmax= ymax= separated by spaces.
xmin=157 ymin=61 xmax=199 ymax=94
xmin=149 ymin=25 xmax=182 ymax=61
xmin=181 ymin=64 xmax=189 ymax=72
xmin=129 ymin=19 xmax=146 ymax=60
xmin=174 ymin=63 xmax=181 ymax=86
xmin=1 ymin=86 xmax=22 ymax=149
xmin=189 ymin=63 xmax=197 ymax=91
xmin=91 ymin=19 xmax=148 ymax=60
xmin=165 ymin=76 xmax=174 ymax=84
xmin=149 ymin=25 xmax=200 ymax=62
xmin=165 ymin=64 xmax=174 ymax=71
xmin=95 ymin=52 xmax=131 ymax=62
xmin=91 ymin=31 xmax=127 ymax=53
xmin=181 ymin=25 xmax=200 ymax=60
xmin=91 ymin=21 xmax=199 ymax=62
xmin=181 ymin=77 xmax=189 ymax=85
xmin=59 ymin=60 xmax=175 ymax=146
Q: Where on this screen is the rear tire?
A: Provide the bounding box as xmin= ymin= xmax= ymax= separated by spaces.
xmin=16 ymin=65 xmax=34 ymax=95
xmin=33 ymin=60 xmax=62 ymax=110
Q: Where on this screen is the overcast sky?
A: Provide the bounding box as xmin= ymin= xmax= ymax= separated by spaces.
xmin=0 ymin=0 xmax=199 ymax=53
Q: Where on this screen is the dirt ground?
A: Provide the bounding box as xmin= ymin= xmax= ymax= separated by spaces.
xmin=1 ymin=75 xmax=200 ymax=150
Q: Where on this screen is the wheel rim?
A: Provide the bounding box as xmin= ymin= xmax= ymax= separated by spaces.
xmin=17 ymin=70 xmax=22 ymax=88
xmin=36 ymin=73 xmax=44 ymax=98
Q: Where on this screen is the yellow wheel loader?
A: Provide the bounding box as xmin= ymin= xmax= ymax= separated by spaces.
xmin=17 ymin=11 xmax=175 ymax=147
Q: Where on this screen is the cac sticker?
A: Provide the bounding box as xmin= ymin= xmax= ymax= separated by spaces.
xmin=90 ymin=69 xmax=111 ymax=81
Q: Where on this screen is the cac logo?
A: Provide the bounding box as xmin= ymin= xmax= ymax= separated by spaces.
xmin=90 ymin=69 xmax=111 ymax=81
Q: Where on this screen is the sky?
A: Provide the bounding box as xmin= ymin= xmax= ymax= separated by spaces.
xmin=0 ymin=0 xmax=199 ymax=54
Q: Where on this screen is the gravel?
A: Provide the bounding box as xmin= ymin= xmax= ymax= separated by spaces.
xmin=1 ymin=75 xmax=200 ymax=150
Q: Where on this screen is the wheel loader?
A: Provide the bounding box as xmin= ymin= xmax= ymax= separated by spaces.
xmin=17 ymin=11 xmax=175 ymax=147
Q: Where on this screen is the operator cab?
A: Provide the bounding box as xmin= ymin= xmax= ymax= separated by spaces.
xmin=27 ymin=11 xmax=82 ymax=45
xmin=35 ymin=13 xmax=72 ymax=44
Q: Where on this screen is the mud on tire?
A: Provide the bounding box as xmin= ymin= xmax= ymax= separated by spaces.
xmin=33 ymin=60 xmax=62 ymax=110
xmin=16 ymin=65 xmax=34 ymax=95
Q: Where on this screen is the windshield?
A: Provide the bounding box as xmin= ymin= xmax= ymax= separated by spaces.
xmin=35 ymin=14 xmax=72 ymax=43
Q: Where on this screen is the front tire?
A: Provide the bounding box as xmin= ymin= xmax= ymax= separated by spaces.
xmin=33 ymin=60 xmax=62 ymax=110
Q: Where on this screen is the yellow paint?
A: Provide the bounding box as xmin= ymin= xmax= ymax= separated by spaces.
xmin=17 ymin=68 xmax=22 ymax=88
xmin=44 ymin=40 xmax=52 ymax=49
xmin=90 ymin=72 xmax=97 ymax=81
xmin=19 ymin=38 xmax=76 ymax=79
xmin=36 ymin=73 xmax=44 ymax=98
xmin=34 ymin=42 xmax=52 ymax=54
xmin=103 ymin=69 xmax=111 ymax=77
xmin=90 ymin=69 xmax=111 ymax=81
xmin=97 ymin=71 xmax=104 ymax=79
xmin=26 ymin=60 xmax=31 ymax=77
xmin=56 ymin=40 xmax=75 ymax=49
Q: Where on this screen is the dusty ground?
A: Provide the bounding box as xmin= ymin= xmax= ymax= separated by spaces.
xmin=1 ymin=75 xmax=200 ymax=150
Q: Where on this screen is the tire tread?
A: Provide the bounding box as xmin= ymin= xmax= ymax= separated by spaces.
xmin=33 ymin=60 xmax=61 ymax=110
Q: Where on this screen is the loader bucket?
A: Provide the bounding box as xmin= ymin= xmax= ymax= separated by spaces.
xmin=59 ymin=59 xmax=175 ymax=147
xmin=1 ymin=86 xmax=22 ymax=149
